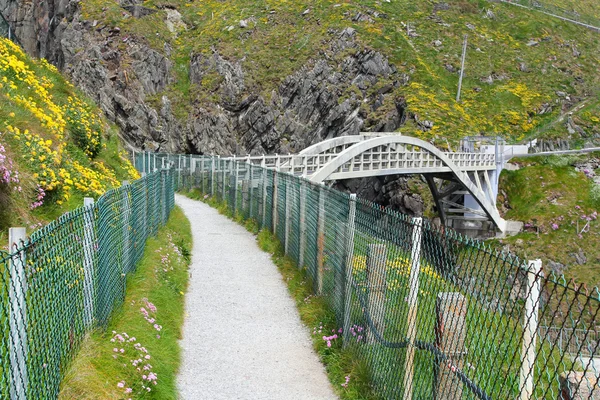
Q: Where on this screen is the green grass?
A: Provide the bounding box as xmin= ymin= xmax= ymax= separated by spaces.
xmin=59 ymin=206 xmax=192 ymax=399
xmin=81 ymin=0 xmax=600 ymax=143
xmin=498 ymin=153 xmax=600 ymax=285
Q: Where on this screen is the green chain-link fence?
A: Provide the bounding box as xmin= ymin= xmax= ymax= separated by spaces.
xmin=153 ymin=151 xmax=599 ymax=400
xmin=0 ymin=168 xmax=175 ymax=399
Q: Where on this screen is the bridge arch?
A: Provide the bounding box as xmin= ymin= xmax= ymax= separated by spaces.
xmin=308 ymin=135 xmax=506 ymax=231
xmin=299 ymin=135 xmax=370 ymax=156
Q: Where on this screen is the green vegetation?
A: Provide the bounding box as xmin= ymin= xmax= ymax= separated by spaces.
xmin=0 ymin=37 xmax=139 ymax=235
xmin=498 ymin=154 xmax=600 ymax=285
xmin=82 ymin=0 xmax=600 ymax=143
xmin=59 ymin=206 xmax=192 ymax=399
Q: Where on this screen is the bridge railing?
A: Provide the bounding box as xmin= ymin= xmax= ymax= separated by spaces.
xmin=0 ymin=169 xmax=175 ymax=399
xmin=148 ymin=151 xmax=599 ymax=400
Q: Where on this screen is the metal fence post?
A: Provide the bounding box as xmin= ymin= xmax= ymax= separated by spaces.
xmin=261 ymin=170 xmax=267 ymax=228
xmin=83 ymin=197 xmax=96 ymax=328
xmin=221 ymin=159 xmax=226 ymax=203
xmin=8 ymin=227 xmax=28 ymax=400
xmin=178 ymin=154 xmax=181 ymax=190
xmin=334 ymin=221 xmax=346 ymax=323
xmin=272 ymin=171 xmax=279 ymax=233
xmin=403 ymin=217 xmax=423 ymax=399
xmin=241 ymin=166 xmax=249 ymax=216
xmin=316 ymin=188 xmax=326 ymax=294
xmin=122 ymin=181 xmax=131 ymax=273
xmin=519 ymin=259 xmax=543 ymax=400
xmin=365 ymin=244 xmax=388 ymax=345
xmin=298 ymin=180 xmax=307 ymax=268
xmin=284 ymin=178 xmax=292 ymax=255
xmin=248 ymin=162 xmax=253 ymax=219
xmin=233 ymin=160 xmax=239 ymax=213
xmin=160 ymin=171 xmax=167 ymax=224
xmin=342 ymin=194 xmax=357 ymax=346
xmin=210 ymin=157 xmax=215 ymax=196
xmin=434 ymin=293 xmax=468 ymax=399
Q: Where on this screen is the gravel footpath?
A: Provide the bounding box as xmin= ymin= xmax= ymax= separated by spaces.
xmin=176 ymin=195 xmax=338 ymax=400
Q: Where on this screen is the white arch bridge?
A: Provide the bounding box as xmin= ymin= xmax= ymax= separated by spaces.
xmin=145 ymin=134 xmax=507 ymax=233
xmin=219 ymin=134 xmax=506 ymax=233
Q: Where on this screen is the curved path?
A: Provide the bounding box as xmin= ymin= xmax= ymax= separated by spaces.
xmin=175 ymin=195 xmax=337 ymax=400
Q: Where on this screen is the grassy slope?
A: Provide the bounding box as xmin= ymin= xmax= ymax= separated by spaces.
xmin=497 ymin=154 xmax=600 ymax=285
xmin=0 ymin=38 xmax=139 ymax=236
xmin=81 ymin=0 xmax=600 ymax=144
xmin=59 ymin=206 xmax=192 ymax=399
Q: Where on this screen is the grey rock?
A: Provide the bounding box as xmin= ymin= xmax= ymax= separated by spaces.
xmin=302 ymin=9 xmax=310 ymax=15
xmin=485 ymin=9 xmax=496 ymax=19
xmin=519 ymin=62 xmax=528 ymax=72
xmin=570 ymin=249 xmax=587 ymax=265
xmin=537 ymin=103 xmax=553 ymax=115
xmin=445 ymin=64 xmax=456 ymax=73
xmin=482 ymin=75 xmax=494 ymax=85
xmin=239 ymin=20 xmax=248 ymax=28
xmin=567 ymin=117 xmax=587 ymax=137
xmin=433 ymin=40 xmax=442 ymax=47
xmin=353 ymin=12 xmax=374 ymax=23
xmin=527 ymin=40 xmax=539 ymax=47
xmin=433 ymin=2 xmax=450 ymax=12
xmin=547 ymin=260 xmax=566 ymax=275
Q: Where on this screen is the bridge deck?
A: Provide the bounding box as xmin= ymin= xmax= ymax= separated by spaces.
xmin=175 ymin=194 xmax=337 ymax=400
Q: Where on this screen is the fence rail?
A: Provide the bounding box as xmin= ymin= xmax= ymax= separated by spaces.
xmin=151 ymin=151 xmax=600 ymax=400
xmin=496 ymin=0 xmax=600 ymax=32
xmin=0 ymin=168 xmax=175 ymax=399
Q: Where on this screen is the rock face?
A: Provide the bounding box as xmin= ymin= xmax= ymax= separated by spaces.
xmin=185 ymin=28 xmax=406 ymax=155
xmin=0 ymin=1 xmax=423 ymax=212
xmin=334 ymin=176 xmax=425 ymax=216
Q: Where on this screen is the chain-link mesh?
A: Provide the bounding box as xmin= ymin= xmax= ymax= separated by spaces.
xmin=166 ymin=151 xmax=600 ymax=400
xmin=0 ymin=168 xmax=175 ymax=398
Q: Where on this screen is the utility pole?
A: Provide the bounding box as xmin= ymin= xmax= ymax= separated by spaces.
xmin=456 ymin=34 xmax=468 ymax=103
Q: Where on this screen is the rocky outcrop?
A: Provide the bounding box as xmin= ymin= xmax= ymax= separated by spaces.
xmin=1 ymin=1 xmax=421 ymax=211
xmin=185 ymin=28 xmax=406 ymax=155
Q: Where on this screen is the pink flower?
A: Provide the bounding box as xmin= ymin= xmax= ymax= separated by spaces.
xmin=117 ymin=381 xmax=125 ymax=388
xmin=125 ymin=388 xmax=132 ymax=394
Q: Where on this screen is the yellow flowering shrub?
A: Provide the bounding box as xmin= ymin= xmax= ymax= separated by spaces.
xmin=0 ymin=37 xmax=138 ymax=210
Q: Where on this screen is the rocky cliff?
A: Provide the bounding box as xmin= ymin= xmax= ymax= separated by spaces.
xmin=0 ymin=0 xmax=426 ymax=213
xmin=1 ymin=2 xmax=406 ymax=154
